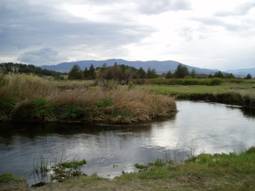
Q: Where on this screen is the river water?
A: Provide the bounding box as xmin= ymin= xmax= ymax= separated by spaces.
xmin=0 ymin=101 xmax=254 ymax=184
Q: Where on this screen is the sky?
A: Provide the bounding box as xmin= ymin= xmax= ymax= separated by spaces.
xmin=0 ymin=0 xmax=255 ymax=70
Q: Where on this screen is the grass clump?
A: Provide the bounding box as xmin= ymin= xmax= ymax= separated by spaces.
xmin=0 ymin=173 xmax=21 ymax=183
xmin=51 ymin=160 xmax=87 ymax=182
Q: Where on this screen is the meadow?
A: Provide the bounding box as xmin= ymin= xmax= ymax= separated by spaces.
xmin=142 ymin=79 xmax=255 ymax=108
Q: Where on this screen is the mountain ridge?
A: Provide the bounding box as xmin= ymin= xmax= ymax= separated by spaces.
xmin=42 ymin=59 xmax=218 ymax=75
xmin=227 ymin=68 xmax=255 ymax=77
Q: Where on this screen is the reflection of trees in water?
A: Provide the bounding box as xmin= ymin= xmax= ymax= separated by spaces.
xmin=0 ymin=122 xmax=154 ymax=143
xmin=241 ymin=108 xmax=255 ymax=118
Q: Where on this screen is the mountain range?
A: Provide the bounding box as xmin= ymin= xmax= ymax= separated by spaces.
xmin=42 ymin=59 xmax=218 ymax=75
xmin=41 ymin=59 xmax=254 ymax=76
xmin=227 ymin=68 xmax=255 ymax=77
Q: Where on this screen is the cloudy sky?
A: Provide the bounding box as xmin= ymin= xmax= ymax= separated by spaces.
xmin=0 ymin=0 xmax=255 ymax=69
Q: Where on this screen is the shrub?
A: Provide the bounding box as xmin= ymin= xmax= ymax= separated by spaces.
xmin=11 ymin=99 xmax=52 ymax=122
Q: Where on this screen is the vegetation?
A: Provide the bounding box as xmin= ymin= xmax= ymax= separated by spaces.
xmin=0 ymin=173 xmax=29 ymax=191
xmin=0 ymin=74 xmax=176 ymax=124
xmin=32 ymin=148 xmax=255 ymax=191
xmin=0 ymin=62 xmax=62 ymax=77
xmin=144 ymin=79 xmax=255 ymax=109
xmin=174 ymin=64 xmax=189 ymax=78
xmin=51 ymin=160 xmax=87 ymax=182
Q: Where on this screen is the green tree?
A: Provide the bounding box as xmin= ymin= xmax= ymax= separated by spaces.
xmin=68 ymin=65 xmax=83 ymax=80
xmin=88 ymin=64 xmax=96 ymax=79
xmin=137 ymin=67 xmax=146 ymax=79
xmin=191 ymin=69 xmax=196 ymax=78
xmin=214 ymin=71 xmax=224 ymax=78
xmin=174 ymin=65 xmax=189 ymax=78
xmin=245 ymin=74 xmax=252 ymax=79
xmin=146 ymin=68 xmax=158 ymax=78
xmin=165 ymin=70 xmax=172 ymax=79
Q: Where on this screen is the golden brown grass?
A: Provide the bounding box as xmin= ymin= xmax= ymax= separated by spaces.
xmin=0 ymin=74 xmax=176 ymax=124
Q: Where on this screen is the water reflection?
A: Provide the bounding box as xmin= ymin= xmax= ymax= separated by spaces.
xmin=0 ymin=101 xmax=254 ymax=185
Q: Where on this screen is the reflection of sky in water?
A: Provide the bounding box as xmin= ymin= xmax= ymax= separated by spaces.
xmin=151 ymin=101 xmax=255 ymax=154
xmin=0 ymin=101 xmax=255 ymax=184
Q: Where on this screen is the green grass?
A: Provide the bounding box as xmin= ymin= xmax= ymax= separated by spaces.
xmin=142 ymin=81 xmax=255 ymax=108
xmin=144 ymin=82 xmax=255 ymax=96
xmin=33 ymin=148 xmax=255 ymax=191
xmin=0 ymin=173 xmax=21 ymax=183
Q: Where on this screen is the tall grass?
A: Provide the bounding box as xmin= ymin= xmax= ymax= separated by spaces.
xmin=0 ymin=74 xmax=176 ymax=124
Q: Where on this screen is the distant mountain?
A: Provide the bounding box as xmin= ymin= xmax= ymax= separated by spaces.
xmin=42 ymin=59 xmax=218 ymax=75
xmin=226 ymin=68 xmax=255 ymax=77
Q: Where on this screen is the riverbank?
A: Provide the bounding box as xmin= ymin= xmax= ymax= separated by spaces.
xmin=27 ymin=147 xmax=255 ymax=191
xmin=145 ymin=80 xmax=255 ymax=109
xmin=0 ymin=74 xmax=176 ymax=124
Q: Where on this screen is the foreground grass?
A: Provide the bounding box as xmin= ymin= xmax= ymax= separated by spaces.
xmin=0 ymin=74 xmax=176 ymax=124
xmin=0 ymin=173 xmax=28 ymax=191
xmin=32 ymin=148 xmax=255 ymax=191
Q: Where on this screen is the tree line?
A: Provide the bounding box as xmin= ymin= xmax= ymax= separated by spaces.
xmin=68 ymin=63 xmax=253 ymax=81
xmin=0 ymin=62 xmax=62 ymax=77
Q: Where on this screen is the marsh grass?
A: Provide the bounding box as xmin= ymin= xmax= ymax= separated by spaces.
xmin=0 ymin=74 xmax=176 ymax=123
xmin=33 ymin=148 xmax=255 ymax=191
xmin=146 ymin=82 xmax=255 ymax=109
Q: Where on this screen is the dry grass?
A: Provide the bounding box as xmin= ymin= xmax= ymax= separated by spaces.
xmin=0 ymin=74 xmax=176 ymax=124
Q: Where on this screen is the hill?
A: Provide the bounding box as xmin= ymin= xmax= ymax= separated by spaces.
xmin=227 ymin=68 xmax=255 ymax=77
xmin=42 ymin=59 xmax=218 ymax=74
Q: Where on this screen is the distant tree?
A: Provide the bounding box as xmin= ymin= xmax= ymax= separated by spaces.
xmin=97 ymin=64 xmax=139 ymax=84
xmin=0 ymin=62 xmax=62 ymax=77
xmin=245 ymin=74 xmax=252 ymax=79
xmin=137 ymin=67 xmax=146 ymax=79
xmin=214 ymin=71 xmax=224 ymax=78
xmin=225 ymin=73 xmax=235 ymax=79
xmin=89 ymin=64 xmax=96 ymax=79
xmin=191 ymin=69 xmax=196 ymax=78
xmin=84 ymin=64 xmax=96 ymax=80
xmin=68 ymin=65 xmax=83 ymax=80
xmin=146 ymin=68 xmax=158 ymax=78
xmin=174 ymin=65 xmax=189 ymax=78
xmin=165 ymin=70 xmax=173 ymax=79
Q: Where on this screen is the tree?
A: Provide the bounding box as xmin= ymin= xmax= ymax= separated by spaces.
xmin=137 ymin=67 xmax=146 ymax=79
xmin=191 ymin=69 xmax=196 ymax=78
xmin=225 ymin=73 xmax=235 ymax=79
xmin=245 ymin=74 xmax=252 ymax=79
xmin=165 ymin=70 xmax=172 ymax=79
xmin=214 ymin=71 xmax=224 ymax=78
xmin=84 ymin=65 xmax=96 ymax=79
xmin=174 ymin=65 xmax=189 ymax=78
xmin=146 ymin=68 xmax=158 ymax=78
xmin=68 ymin=65 xmax=83 ymax=80
xmin=88 ymin=64 xmax=96 ymax=79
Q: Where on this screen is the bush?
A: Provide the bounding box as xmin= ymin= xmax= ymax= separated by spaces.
xmin=138 ymin=78 xmax=223 ymax=86
xmin=11 ymin=99 xmax=53 ymax=122
xmin=53 ymin=104 xmax=87 ymax=121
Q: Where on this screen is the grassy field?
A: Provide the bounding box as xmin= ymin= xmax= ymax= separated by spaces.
xmin=32 ymin=148 xmax=255 ymax=191
xmin=142 ymin=80 xmax=255 ymax=108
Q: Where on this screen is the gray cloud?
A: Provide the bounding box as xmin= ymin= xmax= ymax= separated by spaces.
xmin=18 ymin=48 xmax=63 ymax=65
xmin=137 ymin=0 xmax=191 ymax=14
xmin=216 ymin=1 xmax=255 ymax=17
xmin=193 ymin=17 xmax=243 ymax=31
xmin=0 ymin=0 xmax=153 ymax=64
